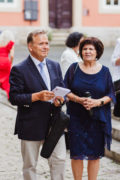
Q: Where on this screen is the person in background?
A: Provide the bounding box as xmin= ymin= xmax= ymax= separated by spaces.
xmin=111 ymin=38 xmax=120 ymax=116
xmin=111 ymin=38 xmax=120 ymax=82
xmin=60 ymin=32 xmax=84 ymax=77
xmin=0 ymin=30 xmax=15 ymax=99
xmin=64 ymin=37 xmax=115 ymax=180
xmin=9 ymin=30 xmax=66 ymax=180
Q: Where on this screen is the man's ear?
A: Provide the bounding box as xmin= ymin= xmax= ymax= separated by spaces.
xmin=28 ymin=43 xmax=32 ymax=52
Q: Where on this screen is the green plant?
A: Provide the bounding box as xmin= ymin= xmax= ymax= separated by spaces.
xmin=48 ymin=31 xmax=53 ymax=41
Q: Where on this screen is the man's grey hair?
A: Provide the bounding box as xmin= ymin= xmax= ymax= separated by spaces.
xmin=27 ymin=29 xmax=47 ymax=44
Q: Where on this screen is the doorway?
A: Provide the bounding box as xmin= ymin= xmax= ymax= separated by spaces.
xmin=49 ymin=0 xmax=72 ymax=28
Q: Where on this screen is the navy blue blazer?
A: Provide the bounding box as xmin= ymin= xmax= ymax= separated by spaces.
xmin=9 ymin=56 xmax=64 ymax=141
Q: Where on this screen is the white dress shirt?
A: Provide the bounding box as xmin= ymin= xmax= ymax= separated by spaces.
xmin=60 ymin=47 xmax=82 ymax=77
xmin=30 ymin=55 xmax=51 ymax=90
xmin=111 ymin=38 xmax=120 ymax=81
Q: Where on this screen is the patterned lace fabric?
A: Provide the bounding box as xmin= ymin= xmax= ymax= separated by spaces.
xmin=68 ymin=115 xmax=105 ymax=160
xmin=71 ymin=155 xmax=103 ymax=160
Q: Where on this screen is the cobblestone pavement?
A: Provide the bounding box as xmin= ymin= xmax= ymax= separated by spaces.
xmin=0 ymin=45 xmax=120 ymax=180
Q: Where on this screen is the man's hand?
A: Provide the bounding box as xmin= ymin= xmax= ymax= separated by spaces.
xmin=32 ymin=90 xmax=55 ymax=102
xmin=54 ymin=96 xmax=64 ymax=107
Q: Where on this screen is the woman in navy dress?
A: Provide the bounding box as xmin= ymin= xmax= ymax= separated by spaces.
xmin=64 ymin=37 xmax=115 ymax=180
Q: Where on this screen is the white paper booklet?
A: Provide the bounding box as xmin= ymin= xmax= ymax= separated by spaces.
xmin=52 ymin=86 xmax=71 ymax=97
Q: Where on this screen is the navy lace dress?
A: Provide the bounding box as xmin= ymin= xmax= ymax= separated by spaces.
xmin=64 ymin=63 xmax=115 ymax=160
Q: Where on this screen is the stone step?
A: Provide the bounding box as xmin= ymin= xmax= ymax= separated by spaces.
xmin=52 ymin=32 xmax=69 ymax=36
xmin=105 ymin=139 xmax=120 ymax=163
xmin=52 ymin=34 xmax=69 ymax=39
xmin=111 ymin=107 xmax=120 ymax=122
xmin=112 ymin=113 xmax=120 ymax=122
xmin=52 ymin=28 xmax=70 ymax=33
xmin=51 ymin=37 xmax=67 ymax=45
xmin=106 ymin=106 xmax=120 ymax=163
xmin=50 ymin=29 xmax=70 ymax=45
xmin=112 ymin=118 xmax=120 ymax=141
xmin=51 ymin=40 xmax=66 ymax=46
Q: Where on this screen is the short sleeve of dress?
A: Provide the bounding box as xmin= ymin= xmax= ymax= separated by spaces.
xmin=64 ymin=67 xmax=71 ymax=89
xmin=64 ymin=62 xmax=77 ymax=89
xmin=6 ymin=41 xmax=14 ymax=53
xmin=105 ymin=68 xmax=116 ymax=104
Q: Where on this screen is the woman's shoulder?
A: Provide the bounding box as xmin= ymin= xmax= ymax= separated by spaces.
xmin=102 ymin=65 xmax=109 ymax=72
xmin=7 ymin=40 xmax=14 ymax=46
xmin=69 ymin=62 xmax=78 ymax=69
xmin=65 ymin=62 xmax=78 ymax=76
xmin=101 ymin=65 xmax=112 ymax=78
xmin=6 ymin=40 xmax=14 ymax=50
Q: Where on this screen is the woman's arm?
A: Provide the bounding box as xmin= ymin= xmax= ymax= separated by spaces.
xmin=9 ymin=45 xmax=14 ymax=64
xmin=83 ymin=96 xmax=112 ymax=110
xmin=67 ymin=92 xmax=111 ymax=110
xmin=67 ymin=92 xmax=86 ymax=105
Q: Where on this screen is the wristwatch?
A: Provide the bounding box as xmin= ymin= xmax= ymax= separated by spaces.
xmin=100 ymin=100 xmax=104 ymax=106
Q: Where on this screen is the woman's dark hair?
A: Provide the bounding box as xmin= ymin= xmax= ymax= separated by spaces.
xmin=79 ymin=37 xmax=104 ymax=60
xmin=65 ymin=32 xmax=84 ymax=48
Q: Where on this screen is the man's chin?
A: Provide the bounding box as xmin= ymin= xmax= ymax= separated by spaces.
xmin=42 ymin=53 xmax=48 ymax=58
xmin=42 ymin=55 xmax=47 ymax=59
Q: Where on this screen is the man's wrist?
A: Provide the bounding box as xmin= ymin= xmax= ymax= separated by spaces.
xmin=32 ymin=93 xmax=39 ymax=102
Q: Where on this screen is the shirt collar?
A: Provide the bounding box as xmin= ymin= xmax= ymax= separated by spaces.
xmin=67 ymin=47 xmax=76 ymax=54
xmin=66 ymin=47 xmax=79 ymax=57
xmin=30 ymin=54 xmax=46 ymax=66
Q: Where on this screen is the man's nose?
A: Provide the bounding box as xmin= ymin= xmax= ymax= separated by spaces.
xmin=43 ymin=44 xmax=48 ymax=48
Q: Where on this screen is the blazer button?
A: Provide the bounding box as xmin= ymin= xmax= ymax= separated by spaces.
xmin=24 ymin=105 xmax=30 ymax=107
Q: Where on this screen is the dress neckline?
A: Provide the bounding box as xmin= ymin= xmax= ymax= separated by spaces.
xmin=78 ymin=64 xmax=103 ymax=76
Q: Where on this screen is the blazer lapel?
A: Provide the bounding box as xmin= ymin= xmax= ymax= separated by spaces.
xmin=27 ymin=56 xmax=48 ymax=90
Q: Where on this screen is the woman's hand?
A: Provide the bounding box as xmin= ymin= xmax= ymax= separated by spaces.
xmin=82 ymin=98 xmax=100 ymax=110
xmin=67 ymin=92 xmax=111 ymax=110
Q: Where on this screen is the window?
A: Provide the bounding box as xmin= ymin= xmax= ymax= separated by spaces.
xmin=99 ymin=0 xmax=120 ymax=13
xmin=0 ymin=0 xmax=21 ymax=12
xmin=106 ymin=0 xmax=120 ymax=5
xmin=8 ymin=0 xmax=13 ymax=2
xmin=0 ymin=0 xmax=13 ymax=3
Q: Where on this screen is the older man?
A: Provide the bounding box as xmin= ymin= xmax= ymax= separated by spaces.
xmin=9 ymin=30 xmax=66 ymax=180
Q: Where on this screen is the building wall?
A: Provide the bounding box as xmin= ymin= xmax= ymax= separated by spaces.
xmin=0 ymin=0 xmax=40 ymax=26
xmin=82 ymin=0 xmax=120 ymax=26
xmin=0 ymin=0 xmax=120 ymax=27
